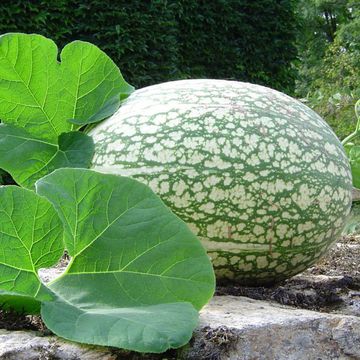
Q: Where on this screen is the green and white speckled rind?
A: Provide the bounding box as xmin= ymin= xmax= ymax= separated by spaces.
xmin=89 ymin=79 xmax=352 ymax=285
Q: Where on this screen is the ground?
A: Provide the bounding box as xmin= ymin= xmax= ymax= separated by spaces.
xmin=0 ymin=235 xmax=359 ymax=360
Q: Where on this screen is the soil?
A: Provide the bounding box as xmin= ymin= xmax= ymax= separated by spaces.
xmin=304 ymin=234 xmax=360 ymax=277
xmin=216 ymin=235 xmax=360 ymax=314
xmin=0 ymin=235 xmax=358 ymax=360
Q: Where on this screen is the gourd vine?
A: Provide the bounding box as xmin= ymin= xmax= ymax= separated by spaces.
xmin=342 ymin=99 xmax=360 ymax=146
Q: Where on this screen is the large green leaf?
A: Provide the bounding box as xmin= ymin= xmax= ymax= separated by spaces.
xmin=68 ymin=94 xmax=124 ymax=126
xmin=36 ymin=169 xmax=215 ymax=353
xmin=0 ymin=33 xmax=134 ymax=143
xmin=0 ymin=186 xmax=63 ymax=313
xmin=0 ymin=124 xmax=94 ymax=189
xmin=42 ymin=300 xmax=198 ymax=353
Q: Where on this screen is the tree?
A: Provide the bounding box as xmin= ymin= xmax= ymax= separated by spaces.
xmin=0 ymin=0 xmax=299 ymax=93
xmin=296 ymin=0 xmax=360 ymax=139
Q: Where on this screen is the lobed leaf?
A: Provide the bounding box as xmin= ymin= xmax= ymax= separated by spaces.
xmin=0 ymin=124 xmax=94 ymax=189
xmin=0 ymin=33 xmax=134 ymax=143
xmin=68 ymin=94 xmax=125 ymax=126
xmin=0 ymin=186 xmax=64 ymax=312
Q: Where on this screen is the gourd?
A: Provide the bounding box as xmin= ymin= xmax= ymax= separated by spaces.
xmin=89 ymin=79 xmax=352 ymax=285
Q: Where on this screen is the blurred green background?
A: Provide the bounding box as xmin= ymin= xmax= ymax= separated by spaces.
xmin=0 ymin=0 xmax=358 ymax=139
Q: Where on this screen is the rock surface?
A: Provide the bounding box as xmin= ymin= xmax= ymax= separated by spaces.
xmin=184 ymin=296 xmax=360 ymax=360
xmin=0 ymin=328 xmax=115 ymax=360
xmin=1 ymin=296 xmax=359 ymax=360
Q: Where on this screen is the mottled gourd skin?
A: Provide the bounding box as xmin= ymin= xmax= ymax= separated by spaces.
xmin=90 ymin=79 xmax=352 ymax=285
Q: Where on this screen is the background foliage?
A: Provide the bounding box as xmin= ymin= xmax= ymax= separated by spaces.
xmin=0 ymin=0 xmax=358 ymax=140
xmin=0 ymin=0 xmax=298 ymax=94
xmin=296 ymin=0 xmax=360 ymax=139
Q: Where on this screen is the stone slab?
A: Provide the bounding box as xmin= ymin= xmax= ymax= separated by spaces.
xmin=1 ymin=296 xmax=360 ymax=359
xmin=0 ymin=328 xmax=115 ymax=360
xmin=185 ymin=296 xmax=360 ymax=359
